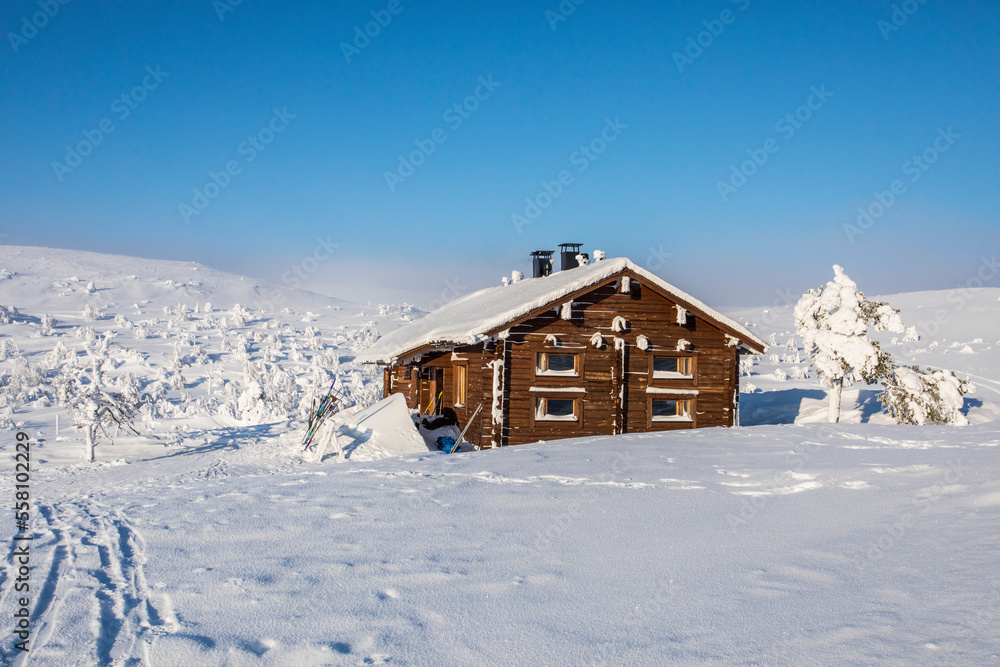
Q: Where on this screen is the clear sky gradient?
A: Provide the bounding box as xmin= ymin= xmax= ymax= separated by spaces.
xmin=2 ymin=1 xmax=999 ymax=307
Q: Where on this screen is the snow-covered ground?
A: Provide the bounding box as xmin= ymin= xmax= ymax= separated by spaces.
xmin=1 ymin=246 xmax=998 ymax=665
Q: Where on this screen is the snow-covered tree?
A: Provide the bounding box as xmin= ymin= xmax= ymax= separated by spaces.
xmin=0 ymin=305 xmax=19 ymax=324
xmin=56 ymin=353 xmax=140 ymax=463
xmin=794 ymin=265 xmax=905 ymax=422
xmin=40 ymin=314 xmax=57 ymax=335
xmin=879 ymin=366 xmax=974 ymax=425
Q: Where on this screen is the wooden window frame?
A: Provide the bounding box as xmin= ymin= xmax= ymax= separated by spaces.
xmin=531 ymin=395 xmax=583 ymax=424
xmin=648 ymin=353 xmax=697 ymax=385
xmin=647 ymin=396 xmax=696 ymax=427
xmin=535 ymin=351 xmax=581 ymax=378
xmin=453 ymin=363 xmax=468 ymax=408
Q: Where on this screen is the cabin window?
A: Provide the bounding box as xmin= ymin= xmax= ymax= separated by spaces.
xmin=535 ymin=397 xmax=580 ymax=422
xmin=651 ymin=399 xmax=692 ymax=422
xmin=536 ymin=352 xmax=579 ymax=377
xmin=652 ymin=356 xmax=693 ymax=379
xmin=454 ymin=364 xmax=467 ymax=407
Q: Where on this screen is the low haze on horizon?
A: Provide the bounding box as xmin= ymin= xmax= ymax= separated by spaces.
xmin=2 ymin=1 xmax=999 ymax=307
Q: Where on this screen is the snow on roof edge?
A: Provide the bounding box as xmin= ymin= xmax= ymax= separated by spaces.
xmin=356 ymin=258 xmax=767 ymax=364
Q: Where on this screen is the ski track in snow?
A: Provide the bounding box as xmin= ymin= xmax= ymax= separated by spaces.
xmin=0 ymin=500 xmax=177 ymax=666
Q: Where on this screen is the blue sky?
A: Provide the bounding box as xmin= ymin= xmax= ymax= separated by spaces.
xmin=2 ymin=1 xmax=998 ymax=306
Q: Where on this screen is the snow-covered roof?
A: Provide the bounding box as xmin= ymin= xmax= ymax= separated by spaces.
xmin=356 ymin=257 xmax=767 ymax=364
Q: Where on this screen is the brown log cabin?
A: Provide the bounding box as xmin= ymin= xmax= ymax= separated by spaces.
xmin=356 ymin=250 xmax=767 ymax=449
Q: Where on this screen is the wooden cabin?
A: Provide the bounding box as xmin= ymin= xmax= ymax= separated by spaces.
xmin=355 ymin=254 xmax=767 ymax=448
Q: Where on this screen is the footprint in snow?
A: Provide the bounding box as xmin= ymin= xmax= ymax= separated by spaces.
xmin=246 ymin=638 xmax=276 ymax=655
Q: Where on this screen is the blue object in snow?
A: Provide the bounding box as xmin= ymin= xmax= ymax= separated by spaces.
xmin=436 ymin=436 xmax=458 ymax=454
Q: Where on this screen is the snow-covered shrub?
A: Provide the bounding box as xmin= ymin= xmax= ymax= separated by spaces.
xmin=784 ymin=338 xmax=796 ymax=350
xmin=133 ymin=327 xmax=149 ymax=340
xmin=0 ymin=338 xmax=19 ymax=361
xmin=742 ymin=381 xmax=758 ymax=394
xmin=794 ymin=265 xmax=905 ymax=422
xmin=0 ymin=305 xmax=20 ymax=324
xmin=230 ymin=304 xmax=251 ymax=328
xmin=739 ymin=357 xmax=755 ymax=376
xmin=82 ymin=304 xmax=102 ymax=321
xmin=879 ymin=366 xmax=974 ymax=426
xmin=40 ymin=314 xmax=57 ymax=335
xmin=47 ymin=340 xmax=70 ymax=366
xmin=774 ymin=368 xmax=787 ymax=381
xmin=768 ymin=353 xmax=780 ymax=365
xmin=903 ymin=326 xmax=920 ymax=343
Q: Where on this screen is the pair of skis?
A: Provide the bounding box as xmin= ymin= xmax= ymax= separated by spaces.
xmin=301 ymin=381 xmax=345 ymax=453
xmin=450 ymin=402 xmax=483 ymax=453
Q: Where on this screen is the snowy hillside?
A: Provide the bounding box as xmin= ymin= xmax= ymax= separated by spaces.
xmin=0 ymin=245 xmax=423 ymax=465
xmin=0 ymin=247 xmax=998 ymax=664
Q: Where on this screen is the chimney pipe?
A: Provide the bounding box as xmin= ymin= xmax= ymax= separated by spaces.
xmin=530 ymin=250 xmax=554 ymax=278
xmin=558 ymin=243 xmax=584 ymax=271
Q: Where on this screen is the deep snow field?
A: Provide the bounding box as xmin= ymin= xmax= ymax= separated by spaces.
xmin=0 ymin=246 xmax=998 ymax=665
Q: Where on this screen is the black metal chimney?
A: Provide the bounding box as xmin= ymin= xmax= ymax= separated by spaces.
xmin=530 ymin=250 xmax=554 ymax=278
xmin=558 ymin=243 xmax=584 ymax=271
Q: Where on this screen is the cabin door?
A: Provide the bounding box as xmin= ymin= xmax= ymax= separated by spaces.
xmin=419 ymin=367 xmax=444 ymax=414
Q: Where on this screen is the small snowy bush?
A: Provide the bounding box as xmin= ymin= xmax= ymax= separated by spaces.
xmin=879 ymin=366 xmax=974 ymax=426
xmin=40 ymin=314 xmax=57 ymax=335
xmin=0 ymin=305 xmax=19 ymax=324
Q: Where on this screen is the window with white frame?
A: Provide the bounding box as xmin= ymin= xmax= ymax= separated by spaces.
xmin=650 ymin=399 xmax=692 ymax=421
xmin=536 ymin=352 xmax=579 ymax=377
xmin=652 ymin=356 xmax=693 ymax=379
xmin=534 ymin=396 xmax=580 ymax=422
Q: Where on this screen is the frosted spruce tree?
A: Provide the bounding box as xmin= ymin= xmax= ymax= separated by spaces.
xmin=56 ymin=353 xmax=140 ymax=462
xmin=794 ymin=265 xmax=905 ymax=422
xmin=879 ymin=366 xmax=973 ymax=425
